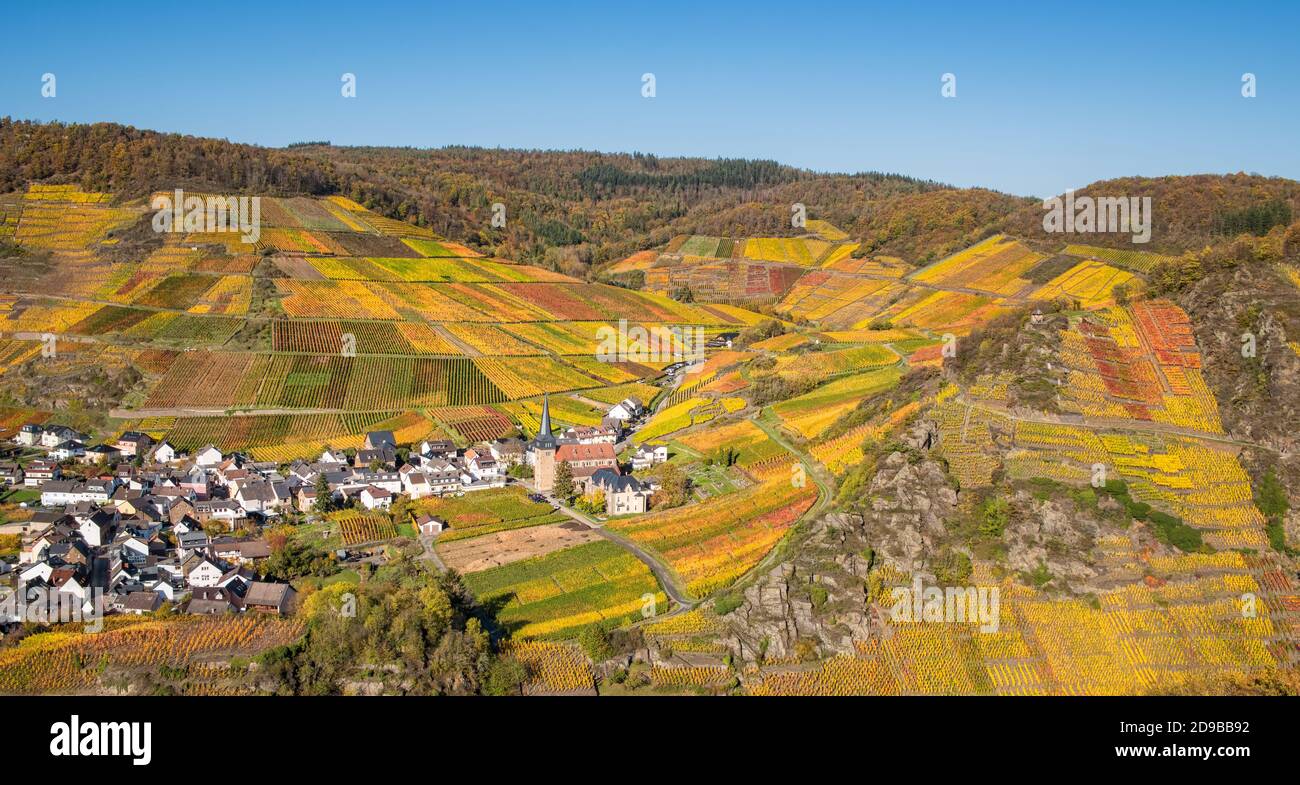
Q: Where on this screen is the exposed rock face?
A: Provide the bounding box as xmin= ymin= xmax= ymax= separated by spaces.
xmin=722 ymin=516 xmax=876 ymax=664
xmin=859 ymin=452 xmax=959 ymax=573
xmin=1181 ymin=263 xmax=1300 ymax=456
xmin=721 ymin=453 xmax=958 ymax=664
xmin=1002 ymin=491 xmax=1102 ymax=586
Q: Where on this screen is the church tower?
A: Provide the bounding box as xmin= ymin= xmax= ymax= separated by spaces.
xmin=531 ymin=393 xmax=558 ymax=492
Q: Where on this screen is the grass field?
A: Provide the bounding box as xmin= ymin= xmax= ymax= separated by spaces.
xmin=464 ymin=540 xmax=666 ymax=639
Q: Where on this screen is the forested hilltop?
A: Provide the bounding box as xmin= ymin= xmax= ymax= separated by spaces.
xmin=0 ymin=118 xmax=1028 ymax=274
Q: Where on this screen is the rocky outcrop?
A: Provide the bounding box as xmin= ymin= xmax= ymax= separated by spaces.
xmin=858 ymin=452 xmax=959 ymax=573
xmin=720 ymin=453 xmax=959 ymax=664
xmin=1002 ymin=491 xmax=1103 ymax=586
xmin=721 ymin=516 xmax=876 ymax=664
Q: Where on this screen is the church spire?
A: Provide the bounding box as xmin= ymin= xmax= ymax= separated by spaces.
xmin=539 ymin=392 xmax=552 ymax=438
xmin=532 ymin=393 xmax=558 ymax=450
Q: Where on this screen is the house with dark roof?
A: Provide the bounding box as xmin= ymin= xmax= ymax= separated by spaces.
xmin=211 ymin=538 xmax=272 ymax=564
xmin=114 ymin=431 xmax=154 ymax=458
xmin=122 ymin=590 xmax=163 ymax=615
xmin=364 ymin=430 xmax=397 ymax=451
xmin=0 ymin=461 xmax=23 ymax=486
xmin=243 ymin=581 xmax=296 ymax=615
xmin=588 ymin=469 xmax=653 ymax=515
xmin=187 ymin=585 xmax=245 ymax=615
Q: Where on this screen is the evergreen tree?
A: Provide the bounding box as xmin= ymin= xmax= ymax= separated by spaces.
xmin=313 ymin=473 xmax=332 ymax=515
xmin=553 ymin=460 xmax=575 ymax=501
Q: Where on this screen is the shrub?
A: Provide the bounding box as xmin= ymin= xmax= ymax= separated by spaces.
xmin=577 ymin=623 xmax=615 ymax=663
xmin=713 ymin=593 xmax=743 ymax=616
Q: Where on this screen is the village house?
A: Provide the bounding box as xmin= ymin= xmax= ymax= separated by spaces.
xmin=588 ymin=469 xmax=654 ymax=515
xmin=319 ymin=448 xmax=349 ymax=466
xmin=177 ymin=529 xmax=212 ymax=560
xmin=605 ymin=397 xmax=645 ymax=423
xmin=22 ymin=459 xmax=59 ymax=487
xmin=122 ymin=590 xmax=164 ymax=615
xmin=463 ymin=448 xmax=504 ymax=481
xmin=114 ymin=431 xmax=154 ymax=458
xmin=359 ymin=485 xmax=393 ymax=510
xmin=364 ymin=430 xmax=397 ymax=451
xmin=356 ymin=446 xmax=397 ymax=467
xmin=183 ymin=555 xmax=227 ymax=589
xmin=421 ymin=459 xmax=462 ymax=496
xmin=151 ymin=442 xmax=177 ymax=464
xmin=194 ymin=499 xmax=242 ymax=524
xmin=359 ymin=470 xmax=403 ymax=494
xmin=40 ymin=425 xmax=83 ymax=449
xmin=194 ymin=445 xmax=224 ymax=468
xmin=242 ymin=581 xmax=296 ymax=615
xmin=488 ymin=437 xmax=526 ymax=467
xmin=39 ymin=480 xmax=86 ymax=508
xmin=420 ymin=439 xmax=458 ymax=461
xmin=232 ymin=478 xmax=292 ymax=516
xmin=187 ymin=585 xmax=242 ymax=615
xmin=73 ymin=506 xmax=118 ymax=547
xmin=81 ymin=444 xmax=121 ymax=465
xmin=0 ymin=461 xmax=23 ymax=485
xmin=48 ymin=440 xmax=85 ymax=461
xmin=560 ymin=425 xmax=619 ymax=445
xmin=399 ymin=465 xmax=434 ymax=499
xmin=211 ymin=537 xmax=272 ymax=564
xmin=631 ymin=443 xmax=669 ymax=471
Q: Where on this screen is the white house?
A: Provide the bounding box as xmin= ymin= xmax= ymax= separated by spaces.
xmin=49 ymin=440 xmax=85 ymax=461
xmin=560 ymin=425 xmax=618 ymax=445
xmin=152 ymin=442 xmax=177 ymax=464
xmin=606 ymin=397 xmax=645 ymax=422
xmin=359 ymin=485 xmax=393 ymax=510
xmin=589 ymin=469 xmax=654 ymax=515
xmin=194 ymin=445 xmax=224 ymax=468
xmin=185 ymin=557 xmax=226 ymax=588
xmin=16 ymin=424 xmax=43 ymax=447
xmin=76 ymin=511 xmax=117 ymax=548
xmin=360 ymin=471 xmax=403 ymax=494
xmin=40 ymin=426 xmax=81 ymax=449
xmin=631 ymin=443 xmax=669 ymax=471
xmin=23 ymin=460 xmax=60 ymax=487
xmin=463 ymin=449 xmax=504 ymax=481
xmin=422 ymin=460 xmax=462 ymax=496
xmin=401 ymin=469 xmax=434 ymax=500
xmin=319 ymin=448 xmax=349 ymax=465
xmin=40 ymin=480 xmax=84 ymax=508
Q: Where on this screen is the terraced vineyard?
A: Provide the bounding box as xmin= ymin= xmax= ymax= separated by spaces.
xmin=609 ymin=479 xmax=817 ymax=596
xmin=0 ymin=616 xmax=303 ymax=695
xmin=745 ymin=554 xmax=1286 ymax=695
xmin=463 ymin=540 xmax=666 ymax=639
xmin=3 ymin=165 xmax=1297 ymax=703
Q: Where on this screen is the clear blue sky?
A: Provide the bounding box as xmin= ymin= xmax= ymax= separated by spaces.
xmin=4 ymin=0 xmax=1297 ymax=196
